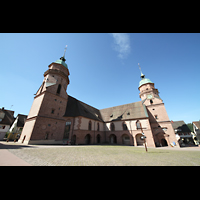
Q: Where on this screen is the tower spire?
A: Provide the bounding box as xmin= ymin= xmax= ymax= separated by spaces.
xmin=138 ymin=63 xmax=145 ymax=79
xmin=60 ymin=45 xmax=67 ymax=62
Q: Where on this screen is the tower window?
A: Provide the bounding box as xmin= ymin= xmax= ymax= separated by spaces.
xmin=150 ymin=100 xmax=153 ymax=104
xmin=155 ymin=115 xmax=158 ymax=119
xmin=51 ymin=109 xmax=55 ymax=114
xmin=57 ymin=84 xmax=61 ymax=94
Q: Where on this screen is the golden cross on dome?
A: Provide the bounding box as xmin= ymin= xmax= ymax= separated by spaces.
xmin=138 ymin=63 xmax=142 ymax=74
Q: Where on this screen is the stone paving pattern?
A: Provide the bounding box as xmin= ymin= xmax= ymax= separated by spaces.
xmin=5 ymin=144 xmax=200 ymax=166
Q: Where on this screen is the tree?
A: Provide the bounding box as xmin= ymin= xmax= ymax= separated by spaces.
xmin=187 ymin=123 xmax=194 ymax=132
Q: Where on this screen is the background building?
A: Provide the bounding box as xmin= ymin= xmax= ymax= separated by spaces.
xmin=193 ymin=121 xmax=200 ymax=144
xmin=7 ymin=114 xmax=27 ymax=141
xmin=172 ymin=120 xmax=196 ymax=147
xmin=0 ymin=107 xmax=15 ymax=140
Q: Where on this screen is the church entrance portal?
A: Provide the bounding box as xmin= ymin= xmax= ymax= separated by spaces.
xmin=96 ymin=134 xmax=100 ymax=144
xmin=85 ymin=134 xmax=91 ymax=145
xmin=122 ymin=134 xmax=130 ymax=145
xmin=110 ymin=134 xmax=117 ymax=144
xmin=161 ymin=138 xmax=168 ymax=147
xmin=136 ymin=134 xmax=144 ymax=146
xmin=72 ymin=135 xmax=76 ymax=145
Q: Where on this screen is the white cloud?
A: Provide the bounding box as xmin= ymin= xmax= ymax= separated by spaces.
xmin=110 ymin=33 xmax=131 ymax=59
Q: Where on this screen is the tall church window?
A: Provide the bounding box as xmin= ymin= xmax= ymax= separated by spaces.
xmin=88 ymin=121 xmax=92 ymax=131
xmin=110 ymin=123 xmax=115 ymax=131
xmin=136 ymin=120 xmax=141 ymax=129
xmin=123 ymin=122 xmax=128 ymax=130
xmin=64 ymin=121 xmax=71 ymax=139
xmin=51 ymin=109 xmax=55 ymax=114
xmin=57 ymin=84 xmax=61 ymax=94
xmin=97 ymin=123 xmax=100 ymax=131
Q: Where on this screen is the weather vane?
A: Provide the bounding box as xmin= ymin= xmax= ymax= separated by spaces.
xmin=60 ymin=45 xmax=67 ymax=61
xmin=138 ymin=63 xmax=142 ymax=74
xmin=63 ymin=45 xmax=67 ymax=57
xmin=138 ymin=63 xmax=145 ymax=78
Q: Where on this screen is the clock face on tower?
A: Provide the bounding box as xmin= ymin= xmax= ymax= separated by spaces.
xmin=147 ymin=94 xmax=153 ymax=99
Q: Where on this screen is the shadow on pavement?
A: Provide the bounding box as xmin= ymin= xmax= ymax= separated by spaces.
xmin=0 ymin=142 xmax=37 ymax=150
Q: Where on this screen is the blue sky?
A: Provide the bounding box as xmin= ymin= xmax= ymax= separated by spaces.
xmin=1 ymin=33 xmax=200 ymax=123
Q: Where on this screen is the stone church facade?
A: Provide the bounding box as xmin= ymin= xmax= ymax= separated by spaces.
xmin=18 ymin=54 xmax=179 ymax=148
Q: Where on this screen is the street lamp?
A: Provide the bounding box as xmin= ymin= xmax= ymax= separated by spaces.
xmin=139 ymin=121 xmax=148 ymax=152
xmin=141 ymin=132 xmax=148 ymax=152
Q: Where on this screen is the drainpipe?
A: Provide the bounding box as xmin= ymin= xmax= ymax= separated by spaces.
xmin=139 ymin=121 xmax=148 ymax=152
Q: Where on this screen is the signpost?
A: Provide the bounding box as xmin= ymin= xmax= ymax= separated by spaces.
xmin=139 ymin=121 xmax=148 ymax=152
xmin=141 ymin=132 xmax=148 ymax=152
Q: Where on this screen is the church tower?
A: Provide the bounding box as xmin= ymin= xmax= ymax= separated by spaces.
xmin=138 ymin=64 xmax=179 ymax=147
xmin=18 ymin=48 xmax=70 ymax=144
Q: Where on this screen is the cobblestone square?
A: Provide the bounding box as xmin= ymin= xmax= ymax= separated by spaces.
xmin=1 ymin=142 xmax=200 ymax=166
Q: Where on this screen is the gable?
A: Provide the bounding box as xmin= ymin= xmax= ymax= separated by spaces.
xmin=172 ymin=120 xmax=191 ymax=133
xmin=0 ymin=109 xmax=15 ymax=125
xmin=193 ymin=121 xmax=200 ymax=129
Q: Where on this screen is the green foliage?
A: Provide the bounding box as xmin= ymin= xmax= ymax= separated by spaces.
xmin=187 ymin=123 xmax=194 ymax=132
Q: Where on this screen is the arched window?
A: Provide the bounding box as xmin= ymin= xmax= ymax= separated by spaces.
xmin=110 ymin=122 xmax=115 ymax=131
xmin=85 ymin=134 xmax=91 ymax=145
xmin=88 ymin=121 xmax=92 ymax=131
xmin=136 ymin=120 xmax=141 ymax=129
xmin=97 ymin=122 xmax=100 ymax=131
xmin=122 ymin=122 xmax=128 ymax=130
xmin=57 ymin=84 xmax=61 ymax=94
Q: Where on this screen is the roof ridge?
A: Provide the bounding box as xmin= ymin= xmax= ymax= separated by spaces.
xmin=100 ymin=101 xmax=142 ymax=111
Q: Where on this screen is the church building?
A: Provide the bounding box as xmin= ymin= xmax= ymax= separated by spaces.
xmin=18 ymin=52 xmax=179 ymax=148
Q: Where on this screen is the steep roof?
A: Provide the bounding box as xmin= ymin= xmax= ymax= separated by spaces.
xmin=193 ymin=121 xmax=200 ymax=129
xmin=139 ymin=78 xmax=153 ymax=88
xmin=64 ymin=96 xmax=103 ymax=122
xmin=100 ymin=101 xmax=148 ymax=122
xmin=16 ymin=114 xmax=27 ymax=127
xmin=64 ymin=96 xmax=149 ymax=123
xmin=0 ymin=108 xmax=15 ymax=125
xmin=54 ymin=59 xmax=68 ymax=69
xmin=171 ymin=120 xmax=191 ymax=133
